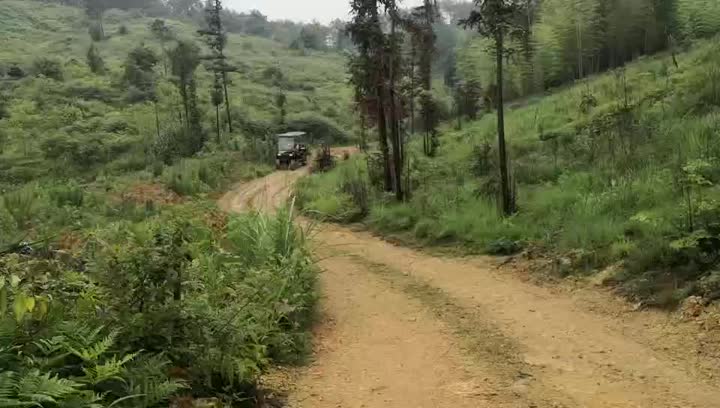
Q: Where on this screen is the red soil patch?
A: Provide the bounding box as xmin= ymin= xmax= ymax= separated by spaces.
xmin=120 ymin=183 xmax=183 ymax=206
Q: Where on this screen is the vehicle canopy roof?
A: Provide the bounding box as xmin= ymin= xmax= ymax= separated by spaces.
xmin=277 ymin=131 xmax=306 ymax=138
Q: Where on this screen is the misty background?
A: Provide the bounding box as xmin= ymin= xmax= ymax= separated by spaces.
xmin=226 ymin=0 xmax=424 ymax=22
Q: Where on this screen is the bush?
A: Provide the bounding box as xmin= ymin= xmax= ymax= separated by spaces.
xmin=0 ymin=202 xmax=17 ymax=245
xmin=32 ymin=58 xmax=63 ymax=81
xmin=7 ymin=65 xmax=25 ymax=79
xmin=1 ymin=184 xmax=40 ymax=229
xmin=298 ymin=157 xmax=370 ymax=222
xmin=163 ymin=160 xmax=210 ymax=196
xmin=88 ymin=23 xmax=104 ymax=41
xmin=48 ymin=181 xmax=85 ymax=207
xmin=80 ymin=207 xmax=316 ymax=402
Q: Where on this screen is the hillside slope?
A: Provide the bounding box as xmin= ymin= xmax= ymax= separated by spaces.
xmin=299 ymin=37 xmax=720 ymax=306
xmin=0 ymin=2 xmax=332 ymax=406
xmin=0 ymin=0 xmax=351 ymax=122
xmin=0 ymin=0 xmax=352 ymax=186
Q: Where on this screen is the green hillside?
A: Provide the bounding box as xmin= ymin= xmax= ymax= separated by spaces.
xmin=0 ymin=2 xmax=334 ymax=405
xmin=0 ymin=0 xmax=351 ymax=184
xmin=299 ymin=36 xmax=720 ymax=306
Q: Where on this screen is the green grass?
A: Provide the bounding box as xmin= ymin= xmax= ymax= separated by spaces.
xmin=0 ymin=0 xmax=352 ymax=183
xmin=298 ymin=37 xmax=720 ymax=306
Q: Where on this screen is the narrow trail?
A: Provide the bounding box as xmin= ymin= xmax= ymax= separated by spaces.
xmin=218 ymin=168 xmax=720 ymax=408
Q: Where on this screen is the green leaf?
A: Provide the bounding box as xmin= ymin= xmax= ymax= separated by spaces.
xmin=13 ymin=293 xmax=27 ymax=322
xmin=24 ymin=297 xmax=35 ymax=313
xmin=0 ymin=277 xmax=5 ymax=290
xmin=9 ymin=276 xmax=20 ymax=289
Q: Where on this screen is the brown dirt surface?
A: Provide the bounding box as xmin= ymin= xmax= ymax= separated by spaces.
xmin=120 ymin=183 xmax=182 ymax=205
xmin=219 ymin=168 xmax=720 ymax=408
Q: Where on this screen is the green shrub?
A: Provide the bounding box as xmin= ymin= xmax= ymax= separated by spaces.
xmin=88 ymin=23 xmax=104 ymax=41
xmin=1 ymin=184 xmax=40 ymax=229
xmin=297 ymin=157 xmax=370 ymax=222
xmin=32 ymin=57 xmax=63 ymax=81
xmin=0 ymin=202 xmax=17 ymax=245
xmin=48 ymin=181 xmax=85 ymax=207
xmin=74 ymin=207 xmax=317 ymax=402
xmin=305 ymin=194 xmax=355 ymax=221
xmin=163 ymin=160 xmax=209 ymax=196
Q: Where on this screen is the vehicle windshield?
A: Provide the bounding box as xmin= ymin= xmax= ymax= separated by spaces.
xmin=278 ymin=137 xmax=295 ymax=153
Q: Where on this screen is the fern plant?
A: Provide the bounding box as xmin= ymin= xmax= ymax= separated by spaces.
xmin=0 ymin=317 xmax=183 ymax=408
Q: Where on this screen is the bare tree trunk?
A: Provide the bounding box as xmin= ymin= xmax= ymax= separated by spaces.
xmin=377 ymin=93 xmax=393 ymax=192
xmin=388 ymin=18 xmax=403 ymax=201
xmin=181 ymin=83 xmax=190 ymax=131
xmin=216 ymin=105 xmax=221 ymax=144
xmin=154 ymin=101 xmax=161 ymax=140
xmin=99 ymin=13 xmax=105 ymax=40
xmin=576 ymin=7 xmax=583 ymax=79
xmin=410 ymin=43 xmax=416 ymax=134
xmin=222 ymin=70 xmax=233 ymax=133
xmin=161 ymin=42 xmax=168 ymax=76
xmin=496 ymin=32 xmax=513 ymax=216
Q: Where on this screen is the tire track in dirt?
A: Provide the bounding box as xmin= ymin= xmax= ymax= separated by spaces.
xmin=219 ymin=169 xmax=720 ymax=408
xmin=316 ymin=225 xmax=720 ymax=408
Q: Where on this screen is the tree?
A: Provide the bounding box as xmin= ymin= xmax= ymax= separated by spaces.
xmin=348 ymin=0 xmax=410 ymax=200
xmin=83 ymin=0 xmax=107 ymax=40
xmin=86 ymin=44 xmax=105 ymax=74
xmin=386 ymin=11 xmax=405 ymax=200
xmin=329 ymin=19 xmax=353 ymax=50
xmin=167 ymin=0 xmax=201 ymax=16
xmin=275 ymin=91 xmax=287 ymax=125
xmin=299 ymin=23 xmax=330 ymax=50
xmin=123 ymin=46 xmax=160 ymax=137
xmin=462 ymin=0 xmax=528 ymax=216
xmin=150 ymin=19 xmax=174 ymax=76
xmin=168 ymin=40 xmax=204 ymax=153
xmin=347 ymin=0 xmax=408 ymax=201
xmin=200 ymin=0 xmax=234 ymax=134
xmin=408 ymin=0 xmax=440 ymax=156
xmin=348 ymin=0 xmax=393 ymax=193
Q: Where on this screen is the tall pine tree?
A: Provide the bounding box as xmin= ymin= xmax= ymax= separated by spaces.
xmin=200 ymin=0 xmax=235 ymax=134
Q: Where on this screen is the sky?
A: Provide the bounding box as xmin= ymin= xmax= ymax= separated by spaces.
xmin=225 ymin=0 xmax=424 ymax=24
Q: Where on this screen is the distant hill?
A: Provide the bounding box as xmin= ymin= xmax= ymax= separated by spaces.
xmin=0 ymin=0 xmax=353 ymax=183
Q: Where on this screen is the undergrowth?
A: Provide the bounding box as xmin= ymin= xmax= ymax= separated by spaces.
xmin=0 ymin=203 xmax=316 ymax=406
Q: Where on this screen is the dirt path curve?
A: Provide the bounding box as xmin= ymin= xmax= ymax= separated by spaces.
xmin=218 ymin=170 xmax=720 ymax=408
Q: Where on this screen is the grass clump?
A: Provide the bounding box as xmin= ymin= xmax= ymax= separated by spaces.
xmin=297 ymin=156 xmax=370 ymax=222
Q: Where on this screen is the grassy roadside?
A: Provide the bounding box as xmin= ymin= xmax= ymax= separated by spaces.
xmin=296 ymin=38 xmax=720 ymax=307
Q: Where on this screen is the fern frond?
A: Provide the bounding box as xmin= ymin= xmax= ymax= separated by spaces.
xmin=128 ymin=379 xmax=186 ymax=408
xmin=0 ymin=398 xmax=40 ymax=407
xmin=0 ymin=372 xmax=18 ymax=400
xmin=67 ymin=331 xmax=118 ymax=362
xmin=81 ymin=352 xmax=138 ymax=386
xmin=16 ymin=370 xmax=82 ymax=404
xmin=54 ymin=391 xmax=104 ymax=408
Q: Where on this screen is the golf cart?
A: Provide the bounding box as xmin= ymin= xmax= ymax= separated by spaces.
xmin=276 ymin=131 xmax=309 ymax=170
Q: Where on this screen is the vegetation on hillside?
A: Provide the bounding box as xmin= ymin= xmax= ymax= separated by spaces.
xmin=0 ymin=0 xmax=335 ymax=405
xmin=298 ymin=0 xmax=720 ymax=307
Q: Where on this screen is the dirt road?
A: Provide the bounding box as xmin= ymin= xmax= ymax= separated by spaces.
xmin=219 ymin=169 xmax=720 ymax=408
